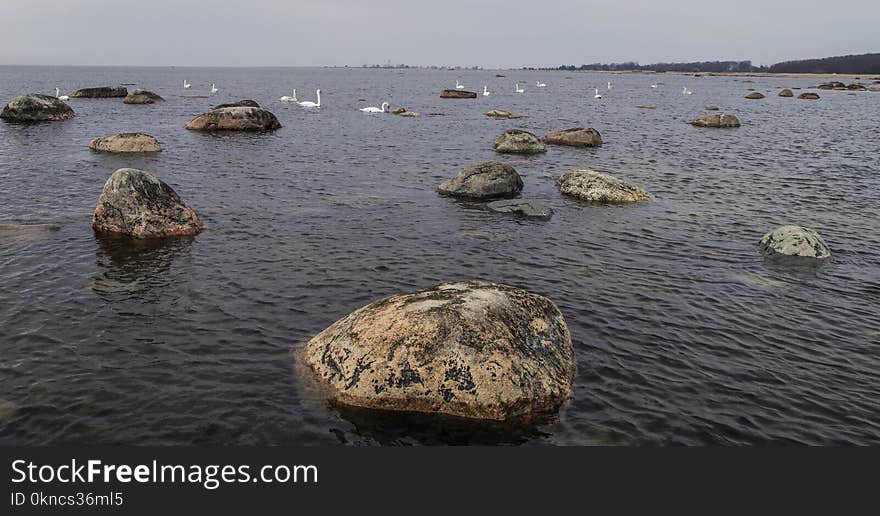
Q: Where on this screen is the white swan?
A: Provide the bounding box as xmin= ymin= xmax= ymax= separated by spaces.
xmin=279 ymin=89 xmax=298 ymax=102
xmin=594 ymin=88 xmax=602 ymax=99
xmin=55 ymin=87 xmax=69 ymax=101
xmin=211 ymin=83 xmax=219 ymax=94
xmin=536 ymin=81 xmax=546 ymax=88
xmin=360 ymin=101 xmax=389 ymax=113
xmin=683 ymin=87 xmax=693 ymax=95
xmin=183 ymin=80 xmax=191 ymax=89
xmin=483 ymin=85 xmax=491 ymax=96
xmin=455 ymin=79 xmax=465 ymax=90
xmin=607 ymin=81 xmax=613 ymax=91
xmin=515 ymin=82 xmax=524 ymax=93
xmin=298 ymin=89 xmax=321 ymax=108
xmin=650 ymin=84 xmax=659 ymax=89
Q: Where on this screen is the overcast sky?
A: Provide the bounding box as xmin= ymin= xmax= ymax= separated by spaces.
xmin=2 ymin=0 xmax=877 ymax=67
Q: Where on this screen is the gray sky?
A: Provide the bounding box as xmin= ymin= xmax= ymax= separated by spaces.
xmin=2 ymin=0 xmax=877 ymax=67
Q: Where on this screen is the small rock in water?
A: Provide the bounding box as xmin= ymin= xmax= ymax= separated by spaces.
xmin=185 ymin=107 xmax=281 ymax=131
xmin=691 ymin=114 xmax=741 ymax=128
xmin=69 ymin=86 xmax=128 ymax=98
xmin=798 ymin=92 xmax=820 ymax=100
xmin=486 ymin=199 xmax=553 ymax=219
xmin=92 ymin=168 xmax=204 ymax=238
xmin=302 ymin=280 xmax=575 ymax=422
xmin=758 ymin=225 xmax=831 ymax=260
xmin=705 ymin=105 xmax=720 ymax=110
xmin=390 ymin=107 xmax=407 ymax=115
xmin=439 ymin=162 xmax=523 ymax=200
xmin=398 ymin=111 xmax=421 ymax=117
xmin=745 ymin=91 xmax=765 ymax=99
xmin=440 ymin=89 xmax=477 ymax=99
xmin=543 ymin=127 xmax=602 ymax=147
xmin=556 ymin=169 xmax=651 ymax=203
xmin=123 ymin=89 xmax=164 ymax=104
xmin=485 ymin=109 xmax=527 ymax=119
xmin=0 ymin=400 xmax=20 ymax=422
xmin=493 ymin=129 xmax=546 ymax=154
xmin=212 ymin=99 xmax=260 ymax=110
xmin=1 ymin=94 xmax=75 ymax=122
xmin=778 ymin=89 xmax=794 ymax=97
xmin=636 ymin=105 xmax=657 ymax=109
xmin=89 ymin=133 xmax=161 ymax=153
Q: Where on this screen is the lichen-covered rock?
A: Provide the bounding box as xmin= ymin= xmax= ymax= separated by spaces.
xmin=486 ymin=199 xmax=553 ymax=219
xmin=745 ymin=92 xmax=765 ymax=99
xmin=440 ymin=89 xmax=477 ymax=99
xmin=799 ymin=92 xmax=820 ymax=100
xmin=89 ymin=133 xmax=161 ymax=153
xmin=69 ymin=86 xmax=128 ymax=98
xmin=303 ymin=281 xmax=575 ymax=422
xmin=758 ymin=225 xmax=831 ymax=260
xmin=691 ymin=114 xmax=741 ymax=128
xmin=493 ymin=129 xmax=546 ymax=154
xmin=485 ymin=109 xmax=527 ymax=119
xmin=123 ymin=89 xmax=164 ymax=104
xmin=212 ymin=99 xmax=260 ymax=110
xmin=185 ymin=107 xmax=281 ymax=131
xmin=779 ymin=89 xmax=794 ymax=97
xmin=543 ymin=127 xmax=602 ymax=147
xmin=1 ymin=94 xmax=75 ymax=122
xmin=92 ymin=168 xmax=203 ymax=238
xmin=439 ymin=162 xmax=523 ymax=199
xmin=556 ymin=169 xmax=651 ymax=203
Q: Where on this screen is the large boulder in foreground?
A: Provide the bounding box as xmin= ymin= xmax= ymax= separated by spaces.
xmin=493 ymin=129 xmax=546 ymax=154
xmin=439 ymin=162 xmax=523 ymax=199
xmin=92 ymin=168 xmax=203 ymax=238
xmin=486 ymin=199 xmax=553 ymax=219
xmin=543 ymin=127 xmax=602 ymax=147
xmin=691 ymin=114 xmax=741 ymax=128
xmin=212 ymin=99 xmax=260 ymax=110
xmin=440 ymin=89 xmax=477 ymax=99
xmin=758 ymin=225 xmax=831 ymax=260
xmin=70 ymin=86 xmax=128 ymax=98
xmin=123 ymin=89 xmax=164 ymax=104
xmin=556 ymin=169 xmax=651 ymax=203
xmin=89 ymin=133 xmax=161 ymax=153
xmin=185 ymin=106 xmax=281 ymax=131
xmin=303 ymin=281 xmax=575 ymax=422
xmin=1 ymin=94 xmax=75 ymax=122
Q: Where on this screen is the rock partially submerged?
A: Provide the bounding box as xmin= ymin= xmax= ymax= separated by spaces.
xmin=543 ymin=127 xmax=602 ymax=147
xmin=485 ymin=109 xmax=527 ymax=119
xmin=70 ymin=86 xmax=128 ymax=98
xmin=0 ymin=224 xmax=60 ymax=232
xmin=212 ymin=99 xmax=260 ymax=110
xmin=185 ymin=107 xmax=281 ymax=131
xmin=440 ymin=89 xmax=477 ymax=99
xmin=123 ymin=89 xmax=164 ymax=104
xmin=493 ymin=129 xmax=546 ymax=154
xmin=705 ymin=105 xmax=720 ymax=110
xmin=691 ymin=114 xmax=741 ymax=128
xmin=815 ymin=81 xmax=845 ymax=90
xmin=745 ymin=92 xmax=765 ymax=99
xmin=89 ymin=133 xmax=161 ymax=153
xmin=758 ymin=225 xmax=831 ymax=260
xmin=799 ymin=92 xmax=820 ymax=100
xmin=556 ymin=169 xmax=651 ymax=203
xmin=0 ymin=400 xmax=20 ymax=422
xmin=439 ymin=162 xmax=523 ymax=199
xmin=92 ymin=168 xmax=203 ymax=238
xmin=303 ymin=280 xmax=575 ymax=422
xmin=779 ymin=89 xmax=794 ymax=97
xmin=636 ymin=105 xmax=657 ymax=109
xmin=1 ymin=94 xmax=75 ymax=122
xmin=390 ymin=107 xmax=407 ymax=115
xmin=398 ymin=111 xmax=421 ymax=117
xmin=486 ymin=199 xmax=553 ymax=219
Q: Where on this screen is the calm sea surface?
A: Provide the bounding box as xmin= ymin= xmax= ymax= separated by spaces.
xmin=1 ymin=66 xmax=878 ymax=445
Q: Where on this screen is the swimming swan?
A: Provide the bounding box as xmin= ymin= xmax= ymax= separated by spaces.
xmin=455 ymin=79 xmax=465 ymax=89
xmin=55 ymin=87 xmax=69 ymax=101
xmin=183 ymin=80 xmax=191 ymax=89
xmin=360 ymin=101 xmax=390 ymax=113
xmin=607 ymin=81 xmax=613 ymax=91
xmin=594 ymin=88 xmax=602 ymax=99
xmin=683 ymin=87 xmax=693 ymax=95
xmin=298 ymin=89 xmax=321 ymax=108
xmin=515 ymin=83 xmax=524 ymax=93
xmin=536 ymin=81 xmax=546 ymax=88
xmin=211 ymin=83 xmax=219 ymax=94
xmin=279 ymin=89 xmax=298 ymax=102
xmin=483 ymin=85 xmax=491 ymax=96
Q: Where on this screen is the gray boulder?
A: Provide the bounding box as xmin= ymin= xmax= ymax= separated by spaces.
xmin=1 ymin=94 xmax=75 ymax=122
xmin=691 ymin=114 xmax=741 ymax=128
xmin=745 ymin=92 xmax=765 ymax=99
xmin=303 ymin=280 xmax=575 ymax=422
xmin=779 ymin=89 xmax=794 ymax=97
xmin=486 ymin=199 xmax=553 ymax=219
xmin=440 ymin=89 xmax=477 ymax=99
xmin=89 ymin=133 xmax=161 ymax=153
xmin=70 ymin=86 xmax=128 ymax=98
xmin=543 ymin=127 xmax=602 ymax=147
xmin=439 ymin=162 xmax=523 ymax=200
xmin=212 ymin=99 xmax=260 ymax=110
xmin=485 ymin=109 xmax=528 ymax=119
xmin=123 ymin=89 xmax=164 ymax=104
xmin=493 ymin=129 xmax=546 ymax=154
xmin=185 ymin=107 xmax=281 ymax=131
xmin=556 ymin=169 xmax=651 ymax=203
xmin=92 ymin=168 xmax=203 ymax=238
xmin=758 ymin=225 xmax=831 ymax=260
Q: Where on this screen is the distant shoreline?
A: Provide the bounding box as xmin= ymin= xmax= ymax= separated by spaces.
xmin=545 ymin=70 xmax=880 ymax=80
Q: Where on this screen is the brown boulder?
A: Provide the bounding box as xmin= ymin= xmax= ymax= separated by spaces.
xmin=440 ymin=89 xmax=477 ymax=99
xmin=543 ymin=127 xmax=602 ymax=147
xmin=779 ymin=89 xmax=794 ymax=97
xmin=185 ymin=107 xmax=281 ymax=131
xmin=799 ymin=93 xmax=820 ymax=100
xmin=1 ymin=94 xmax=75 ymax=122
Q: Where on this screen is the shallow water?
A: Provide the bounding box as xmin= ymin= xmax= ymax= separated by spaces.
xmin=1 ymin=66 xmax=878 ymax=445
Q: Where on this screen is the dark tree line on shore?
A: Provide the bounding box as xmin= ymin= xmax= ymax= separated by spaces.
xmin=543 ymin=53 xmax=880 ymax=74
